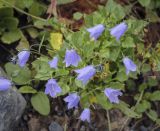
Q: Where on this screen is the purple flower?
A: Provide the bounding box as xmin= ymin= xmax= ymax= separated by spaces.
xmin=87 ymin=24 xmax=105 ymax=40
xmin=123 ymin=57 xmax=137 ymax=75
xmin=0 ymin=78 xmax=12 ymax=91
xmin=64 ymin=93 xmax=80 ymax=109
xmin=64 ymin=49 xmax=81 ymax=67
xmin=110 ymin=22 xmax=127 ymax=41
xmin=104 ymin=88 xmax=122 ymax=104
xmin=17 ymin=50 xmax=30 ymax=67
xmin=48 ymin=56 xmax=58 ymax=69
xmin=80 ymin=108 xmax=90 ymax=123
xmin=45 ymin=79 xmax=62 ymax=98
xmin=75 ymin=65 xmax=96 ymax=85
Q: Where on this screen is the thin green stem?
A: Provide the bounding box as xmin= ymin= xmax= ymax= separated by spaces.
xmin=38 ymin=33 xmax=46 ymax=53
xmin=119 ymin=91 xmax=144 ymax=131
xmin=0 ymin=0 xmax=46 ymax=22
xmin=30 ymin=49 xmax=45 ymax=56
xmin=107 ymin=110 xmax=112 ymax=131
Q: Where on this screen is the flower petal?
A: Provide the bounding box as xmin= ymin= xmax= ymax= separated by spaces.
xmin=75 ymin=65 xmax=96 ymax=85
xmin=123 ymin=57 xmax=137 ymax=75
xmin=64 ymin=49 xmax=81 ymax=67
xmin=45 ymin=79 xmax=62 ymax=98
xmin=104 ymin=88 xmax=122 ymax=104
xmin=48 ymin=56 xmax=58 ymax=69
xmin=17 ymin=50 xmax=30 ymax=67
xmin=110 ymin=22 xmax=127 ymax=41
xmin=0 ymin=78 xmax=12 ymax=91
xmin=87 ymin=24 xmax=105 ymax=40
xmin=80 ymin=108 xmax=90 ymax=122
xmin=64 ymin=93 xmax=80 ymax=109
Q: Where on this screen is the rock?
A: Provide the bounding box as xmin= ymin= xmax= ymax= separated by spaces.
xmin=0 ymin=67 xmax=26 ymax=131
xmin=49 ymin=121 xmax=63 ymax=131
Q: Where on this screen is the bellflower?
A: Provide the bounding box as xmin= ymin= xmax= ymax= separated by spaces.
xmin=64 ymin=93 xmax=80 ymax=109
xmin=80 ymin=108 xmax=90 ymax=123
xmin=0 ymin=78 xmax=12 ymax=91
xmin=64 ymin=49 xmax=81 ymax=67
xmin=110 ymin=22 xmax=127 ymax=41
xmin=87 ymin=24 xmax=105 ymax=40
xmin=48 ymin=56 xmax=58 ymax=69
xmin=104 ymin=88 xmax=122 ymax=104
xmin=45 ymin=79 xmax=62 ymax=98
xmin=17 ymin=50 xmax=30 ymax=67
xmin=75 ymin=65 xmax=96 ymax=85
xmin=123 ymin=57 xmax=137 ymax=75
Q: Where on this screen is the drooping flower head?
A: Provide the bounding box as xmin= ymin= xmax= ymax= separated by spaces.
xmin=48 ymin=56 xmax=58 ymax=69
xmin=45 ymin=79 xmax=62 ymax=98
xmin=123 ymin=57 xmax=137 ymax=75
xmin=80 ymin=108 xmax=91 ymax=123
xmin=110 ymin=22 xmax=127 ymax=41
xmin=0 ymin=78 xmax=12 ymax=91
xmin=64 ymin=49 xmax=81 ymax=67
xmin=17 ymin=50 xmax=30 ymax=67
xmin=87 ymin=24 xmax=105 ymax=40
xmin=75 ymin=65 xmax=96 ymax=85
xmin=64 ymin=93 xmax=80 ymax=109
xmin=104 ymin=88 xmax=122 ymax=104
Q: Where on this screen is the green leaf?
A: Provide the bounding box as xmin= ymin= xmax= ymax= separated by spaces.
xmin=149 ymin=91 xmax=160 ymax=101
xmin=139 ymin=83 xmax=148 ymax=92
xmin=29 ymin=2 xmax=46 ymax=16
xmin=19 ymin=86 xmax=37 ymax=94
xmin=116 ymin=101 xmax=141 ymax=118
xmin=105 ymin=0 xmax=125 ymax=19
xmin=16 ymin=34 xmax=30 ymax=50
xmin=96 ymin=93 xmax=113 ymax=110
xmin=75 ymin=79 xmax=85 ymax=88
xmin=2 ymin=17 xmax=19 ymax=30
xmin=138 ymin=0 xmax=151 ymax=7
xmin=15 ymin=0 xmax=33 ymax=9
xmin=105 ymin=0 xmax=116 ymax=13
xmin=5 ymin=62 xmax=31 ymax=85
xmin=146 ymin=109 xmax=158 ymax=121
xmin=109 ymin=47 xmax=121 ymax=61
xmin=80 ymin=92 xmax=90 ymax=108
xmin=73 ymin=12 xmax=83 ymax=20
xmin=1 ymin=29 xmax=22 ymax=44
xmin=122 ymin=37 xmax=135 ymax=48
xmin=99 ymin=48 xmax=110 ymax=59
xmin=34 ymin=20 xmax=49 ymax=29
xmin=26 ymin=28 xmax=38 ymax=38
xmin=109 ymin=82 xmax=125 ymax=90
xmin=147 ymin=77 xmax=158 ymax=87
xmin=141 ymin=64 xmax=151 ymax=73
xmin=135 ymin=100 xmax=151 ymax=113
xmin=0 ymin=7 xmax=13 ymax=18
xmin=55 ymin=69 xmax=69 ymax=77
xmin=127 ymin=19 xmax=148 ymax=35
xmin=31 ymin=92 xmax=50 ymax=116
xmin=116 ymin=71 xmax=128 ymax=82
xmin=32 ymin=57 xmax=54 ymax=80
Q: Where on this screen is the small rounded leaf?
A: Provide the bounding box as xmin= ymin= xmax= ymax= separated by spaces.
xmin=31 ymin=92 xmax=50 ymax=115
xmin=19 ymin=86 xmax=37 ymax=94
